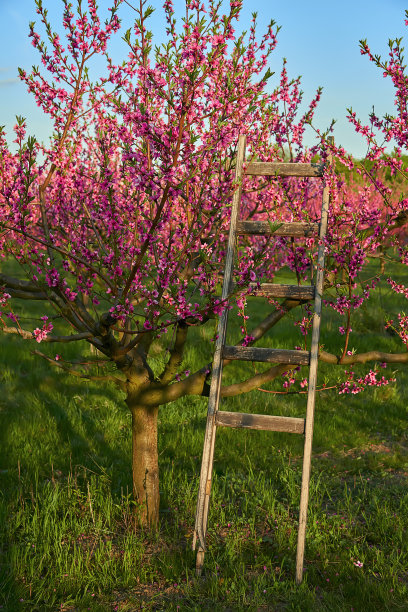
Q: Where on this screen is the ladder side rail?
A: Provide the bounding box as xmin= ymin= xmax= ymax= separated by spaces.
xmin=193 ymin=135 xmax=247 ymax=555
xmin=295 ymin=147 xmax=332 ymax=584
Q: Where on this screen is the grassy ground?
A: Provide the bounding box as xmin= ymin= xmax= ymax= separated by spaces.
xmin=0 ymin=262 xmax=407 ymax=611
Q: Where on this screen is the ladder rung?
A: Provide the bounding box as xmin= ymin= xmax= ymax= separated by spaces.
xmin=245 ymin=162 xmax=324 ymax=177
xmin=248 ymin=283 xmax=315 ymax=299
xmin=236 ymin=221 xmax=318 ymax=237
xmin=215 ymin=411 xmax=305 ymax=434
xmin=223 ymin=346 xmax=310 ymax=365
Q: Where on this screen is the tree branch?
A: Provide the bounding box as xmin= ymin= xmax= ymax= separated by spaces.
xmin=141 ymin=346 xmax=408 ymax=406
xmin=2 ymin=224 xmax=115 ymax=291
xmin=158 ymin=321 xmax=189 ymax=384
xmin=220 ymin=363 xmax=292 ymax=396
xmin=0 ymin=273 xmax=46 ymax=295
xmin=244 ymin=298 xmax=303 ymax=344
xmin=319 ymin=350 xmax=408 ymax=365
xmin=0 ymin=272 xmax=99 ymax=334
xmin=135 ymin=289 xmax=408 ymax=406
xmin=5 ymin=289 xmax=48 ymax=300
xmin=32 ymin=349 xmax=127 ymax=391
xmin=135 ymin=299 xmax=307 ymax=406
xmin=2 ymin=326 xmax=93 ymax=343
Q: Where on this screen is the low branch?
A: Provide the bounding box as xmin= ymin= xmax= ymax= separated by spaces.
xmin=319 ymin=350 xmax=408 ymax=365
xmin=221 ymin=363 xmax=292 ymax=396
xmin=148 ymin=345 xmax=408 ymax=405
xmin=1 ymin=274 xmax=97 ymax=334
xmin=2 ymin=326 xmax=93 ymax=343
xmin=137 ymin=370 xmax=208 ymax=406
xmin=221 ymin=348 xmax=408 ymax=397
xmin=2 ymin=326 xmax=34 ymax=340
xmin=32 ymin=349 xmax=127 ymax=391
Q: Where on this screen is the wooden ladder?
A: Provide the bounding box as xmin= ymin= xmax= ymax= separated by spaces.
xmin=192 ymin=134 xmax=332 ymax=584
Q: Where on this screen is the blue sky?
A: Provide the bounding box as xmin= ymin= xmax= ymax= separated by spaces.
xmin=0 ymin=0 xmax=406 ymax=157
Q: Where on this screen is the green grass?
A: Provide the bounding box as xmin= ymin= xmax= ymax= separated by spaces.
xmin=0 ymin=262 xmax=407 ymax=610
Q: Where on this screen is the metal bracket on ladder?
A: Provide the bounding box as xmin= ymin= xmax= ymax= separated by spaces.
xmin=192 ymin=134 xmax=332 ymax=583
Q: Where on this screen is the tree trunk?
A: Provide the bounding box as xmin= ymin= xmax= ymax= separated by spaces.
xmin=128 ymin=400 xmax=160 ymax=528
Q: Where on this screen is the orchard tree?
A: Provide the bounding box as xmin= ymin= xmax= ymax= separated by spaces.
xmin=323 ymin=13 xmax=408 ymax=363
xmin=1 ymin=0 xmax=407 ymax=527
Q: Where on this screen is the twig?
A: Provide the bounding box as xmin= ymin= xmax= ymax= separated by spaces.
xmin=2 ymin=326 xmax=93 ymax=343
xmin=32 ymin=349 xmax=127 ymax=390
xmin=257 ymin=385 xmax=338 ymax=394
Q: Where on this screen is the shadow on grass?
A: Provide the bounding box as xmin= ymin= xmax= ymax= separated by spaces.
xmin=0 ymin=335 xmax=129 ymax=476
xmin=0 ymin=335 xmax=133 ymax=609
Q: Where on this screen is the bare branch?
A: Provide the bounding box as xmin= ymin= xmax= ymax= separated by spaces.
xmin=319 ymin=350 xmax=408 ymax=365
xmin=74 ymin=294 xmax=98 ymax=330
xmin=0 ymin=273 xmax=45 ymax=294
xmin=122 ymin=0 xmax=137 ymax=11
xmin=49 ymin=292 xmax=95 ymax=334
xmin=116 ymin=331 xmax=144 ymax=355
xmin=136 ymin=370 xmax=209 ymax=406
xmin=221 ymin=363 xmax=292 ymax=396
xmin=243 ymin=298 xmax=303 ymax=344
xmin=159 ymin=321 xmax=189 ymax=384
xmin=1 ymin=326 xmax=34 ymax=340
xmin=6 ymin=289 xmax=48 ymax=300
xmin=32 ymin=349 xmax=127 ymax=391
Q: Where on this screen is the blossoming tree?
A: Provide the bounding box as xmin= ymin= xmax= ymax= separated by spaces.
xmin=1 ymin=0 xmax=407 ymax=526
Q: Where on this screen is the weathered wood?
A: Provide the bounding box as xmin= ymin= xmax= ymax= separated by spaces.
xmin=245 ymin=162 xmax=324 ymax=177
xmin=194 ymin=134 xmax=247 ymax=572
xmin=237 ymin=221 xmax=318 ymax=237
xmin=248 ymin=283 xmax=315 ymax=299
xmin=223 ymin=345 xmax=310 ymax=365
xmin=216 ymin=411 xmax=305 ymax=434
xmin=295 ymin=138 xmax=333 ymax=585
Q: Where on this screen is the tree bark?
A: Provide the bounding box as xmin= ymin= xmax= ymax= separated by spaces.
xmin=128 ymin=400 xmax=160 ymax=528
